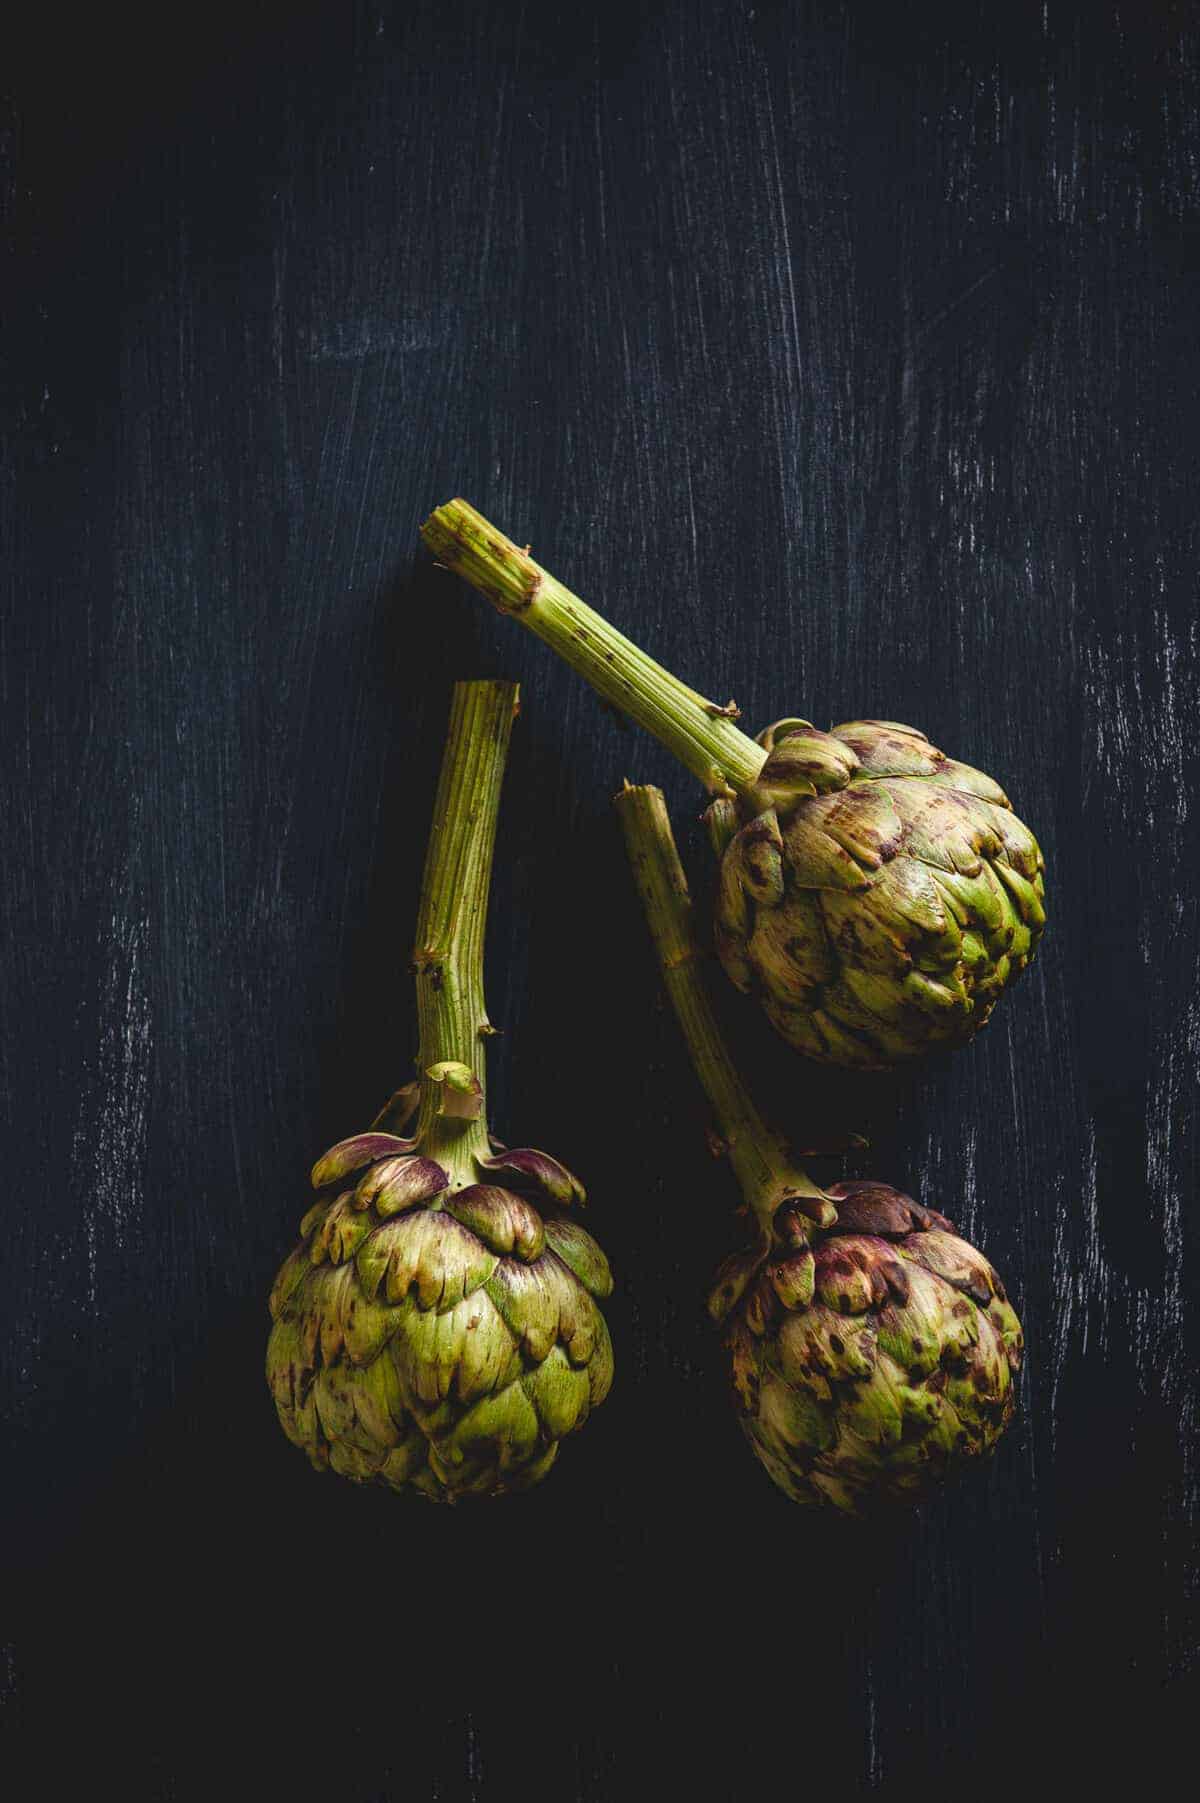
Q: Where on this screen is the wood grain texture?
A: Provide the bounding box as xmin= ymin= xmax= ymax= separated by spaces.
xmin=3 ymin=0 xmax=1196 ymax=1793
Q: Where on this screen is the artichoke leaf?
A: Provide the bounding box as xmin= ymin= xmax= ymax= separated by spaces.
xmin=476 ymin=1146 xmax=586 ymax=1209
xmin=443 ymin=1381 xmax=541 ymax=1473
xmin=357 ymin=1211 xmax=498 ymax=1312
xmin=812 ymin=1236 xmax=894 ymax=1313
xmin=542 ymin=1216 xmax=613 ymax=1298
xmin=804 ymin=782 xmax=903 ymax=871
xmin=484 ymin=1256 xmax=562 ymax=1364
xmin=832 ymin=722 xmax=941 ymax=778
xmin=768 ymin=1250 xmax=816 ymax=1311
xmin=756 ymin=1369 xmax=835 ymax=1457
xmin=901 ymin=1229 xmax=999 ymax=1308
xmin=310 ymin=1192 xmax=374 ymax=1266
xmin=269 ymin=1244 xmax=315 ymax=1322
xmin=311 ymin=1132 xmax=416 ymax=1190
xmin=448 ymin=1184 xmax=545 ymax=1261
xmin=780 ymin=810 xmax=875 ymax=892
xmin=394 ymin=1287 xmax=523 ymax=1408
xmin=776 ymin=1305 xmax=877 ymax=1383
xmin=923 ymin=756 xmax=1011 ymax=806
xmin=521 ymin=1346 xmax=592 ymax=1438
xmin=356 ymin=1155 xmax=449 ymax=1217
xmin=757 ymin=728 xmax=858 ymax=794
xmin=748 ymin=894 xmax=837 ymax=999
xmin=585 ymin=1314 xmax=615 ymax=1407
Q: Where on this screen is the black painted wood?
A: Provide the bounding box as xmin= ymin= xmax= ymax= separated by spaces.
xmin=4 ymin=2 xmax=1197 ymax=1793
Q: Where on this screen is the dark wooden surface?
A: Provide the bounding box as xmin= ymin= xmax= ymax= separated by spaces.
xmin=4 ymin=1 xmax=1198 ymax=1793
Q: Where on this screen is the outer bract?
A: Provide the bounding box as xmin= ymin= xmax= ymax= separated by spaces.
xmin=710 ymin=719 xmax=1045 ymax=1068
xmin=711 ymin=1180 xmax=1023 ymax=1512
xmin=267 ymin=1128 xmax=614 ymax=1501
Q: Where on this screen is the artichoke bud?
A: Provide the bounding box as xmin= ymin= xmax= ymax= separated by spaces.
xmin=267 ymin=1113 xmax=614 ymax=1502
xmin=721 ymin=719 xmax=1046 ymax=1069
xmin=720 ymin=1179 xmax=1022 ymax=1512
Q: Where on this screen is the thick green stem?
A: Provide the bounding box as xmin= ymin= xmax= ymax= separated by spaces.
xmin=421 ymin=499 xmax=768 ymax=798
xmin=615 ymin=783 xmax=828 ymax=1233
xmin=412 ymin=679 xmax=517 ymax=1175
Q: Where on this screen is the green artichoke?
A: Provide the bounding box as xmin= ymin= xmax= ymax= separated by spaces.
xmin=266 ymin=680 xmax=613 ymax=1500
xmin=710 ymin=1180 xmax=1022 ymax=1512
xmin=423 ymin=500 xmax=1045 ymax=1068
xmin=267 ymin=1106 xmax=614 ymax=1500
xmin=706 ymin=717 xmax=1044 ymax=1067
xmin=616 ymin=781 xmax=1022 ymax=1513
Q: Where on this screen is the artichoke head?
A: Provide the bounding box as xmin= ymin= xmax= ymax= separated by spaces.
xmin=708 ymin=719 xmax=1046 ymax=1068
xmin=266 ymin=1120 xmax=614 ymax=1501
xmin=710 ymin=1180 xmax=1022 ymax=1512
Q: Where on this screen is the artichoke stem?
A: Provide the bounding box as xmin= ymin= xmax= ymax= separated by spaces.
xmin=421 ymin=499 xmax=768 ymax=799
xmin=411 ymin=679 xmax=518 ymax=1175
xmin=615 ymin=783 xmax=827 ymax=1232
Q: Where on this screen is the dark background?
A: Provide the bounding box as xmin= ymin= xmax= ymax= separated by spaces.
xmin=3 ymin=0 xmax=1198 ymax=1793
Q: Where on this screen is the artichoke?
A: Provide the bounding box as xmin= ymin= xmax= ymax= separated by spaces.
xmin=616 ymin=782 xmax=1022 ymax=1512
xmin=267 ymin=1107 xmax=614 ymax=1500
xmin=423 ymin=500 xmax=1045 ymax=1068
xmin=710 ymin=1179 xmax=1022 ymax=1512
xmin=266 ymin=681 xmax=614 ymax=1500
xmin=705 ymin=716 xmax=1044 ymax=1067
